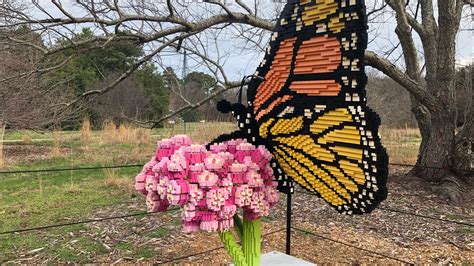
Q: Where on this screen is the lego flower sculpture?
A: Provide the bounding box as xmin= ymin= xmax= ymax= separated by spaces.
xmin=135 ymin=135 xmax=279 ymax=266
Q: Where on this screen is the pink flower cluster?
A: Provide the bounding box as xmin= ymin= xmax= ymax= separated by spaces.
xmin=135 ymin=135 xmax=279 ymax=233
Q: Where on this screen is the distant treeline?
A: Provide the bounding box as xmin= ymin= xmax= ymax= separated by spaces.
xmin=366 ymin=65 xmax=472 ymax=128
xmin=1 ymin=26 xmax=471 ymax=130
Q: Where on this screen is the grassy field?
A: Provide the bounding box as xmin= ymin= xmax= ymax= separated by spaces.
xmin=0 ymin=122 xmax=421 ymax=263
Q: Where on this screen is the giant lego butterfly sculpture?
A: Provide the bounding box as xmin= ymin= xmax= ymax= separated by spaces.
xmin=211 ymin=0 xmax=388 ymax=214
xmin=136 ymin=0 xmax=387 ymax=264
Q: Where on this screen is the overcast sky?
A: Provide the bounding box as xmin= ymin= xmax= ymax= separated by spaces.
xmin=29 ymin=0 xmax=473 ymax=81
xmin=155 ymin=0 xmax=473 ymax=80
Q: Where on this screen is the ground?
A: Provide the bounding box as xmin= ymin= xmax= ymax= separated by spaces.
xmin=0 ymin=123 xmax=472 ymax=264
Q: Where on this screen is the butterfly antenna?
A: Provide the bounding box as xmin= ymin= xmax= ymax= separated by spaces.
xmin=237 ymin=76 xmax=248 ymax=105
xmin=237 ymin=75 xmax=264 ymax=105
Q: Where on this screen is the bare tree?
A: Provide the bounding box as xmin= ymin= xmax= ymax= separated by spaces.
xmin=364 ymin=0 xmax=473 ymax=201
xmin=0 ymin=0 xmax=471 ymax=200
xmin=366 ymin=71 xmax=416 ymax=127
xmin=91 ymin=74 xmax=151 ymax=123
xmin=0 ymin=15 xmax=78 ymax=129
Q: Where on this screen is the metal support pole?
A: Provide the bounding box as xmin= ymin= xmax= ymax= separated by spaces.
xmin=285 ymin=192 xmax=292 ymax=255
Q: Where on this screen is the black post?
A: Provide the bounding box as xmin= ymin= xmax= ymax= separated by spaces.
xmin=285 ymin=191 xmax=292 ymax=255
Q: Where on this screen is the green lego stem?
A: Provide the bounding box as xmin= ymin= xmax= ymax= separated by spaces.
xmin=233 ymin=214 xmax=243 ymax=240
xmin=219 ymin=216 xmax=261 ymax=266
xmin=219 ymin=231 xmax=247 ymax=266
xmin=242 ymin=217 xmax=261 ymax=266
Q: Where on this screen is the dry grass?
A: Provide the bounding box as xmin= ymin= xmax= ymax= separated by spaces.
xmin=0 ymin=124 xmax=5 ymax=168
xmin=379 ymin=125 xmax=421 ymax=141
xmin=99 ymin=121 xmax=151 ymax=145
xmin=101 ymin=120 xmax=118 ymax=143
xmin=50 ymin=130 xmax=63 ymax=157
xmin=21 ymin=134 xmax=32 ymax=145
xmin=102 ymin=156 xmax=135 ymax=193
xmin=64 ymin=183 xmax=83 ymax=194
xmin=379 ymin=126 xmax=421 ymax=164
xmin=104 ymin=173 xmax=134 ymax=192
xmin=3 ymin=122 xmax=422 ymax=168
xmin=159 ymin=122 xmax=237 ymax=143
xmin=188 ymin=122 xmax=237 ymax=143
xmin=80 ymin=117 xmax=92 ymax=144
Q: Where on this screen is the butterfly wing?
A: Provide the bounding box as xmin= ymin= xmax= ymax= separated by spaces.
xmin=260 ymin=106 xmax=388 ymax=214
xmin=245 ymin=0 xmax=388 ymax=214
xmin=248 ymin=0 xmax=368 ymax=119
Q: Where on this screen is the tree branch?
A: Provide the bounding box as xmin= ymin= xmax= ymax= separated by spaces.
xmin=0 ymin=55 xmax=74 ymax=83
xmin=405 ymin=10 xmax=425 ymax=36
xmin=166 ymin=0 xmax=175 ymax=17
xmin=151 ymin=81 xmax=240 ymax=128
xmin=386 ymin=0 xmax=421 ymax=80
xmin=235 ymin=0 xmax=254 ymax=15
xmin=365 ymin=50 xmax=437 ymax=109
xmin=418 ymin=0 xmax=438 ymax=82
xmin=59 ymin=33 xmax=197 ymax=109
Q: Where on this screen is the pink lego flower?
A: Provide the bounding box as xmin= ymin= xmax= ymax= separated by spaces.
xmin=188 ymin=163 xmax=204 ymax=183
xmin=262 ymin=166 xmax=274 ymax=179
xmin=146 ymin=193 xmax=169 ymax=213
xmin=209 ymin=142 xmax=228 ymax=153
xmin=235 ymin=142 xmax=255 ymax=162
xmin=243 ymin=157 xmax=259 ymax=171
xmin=206 ymin=188 xmax=227 ymax=211
xmin=188 ymin=184 xmax=204 ymax=205
xmin=135 ymin=173 xmax=146 ymax=194
xmin=230 ymin=163 xmax=247 ymax=184
xmin=200 ymin=220 xmax=219 ymax=232
xmin=247 ymin=170 xmax=264 ymax=187
xmin=143 ymin=158 xmax=158 ymax=174
xmin=199 ymin=210 xmax=217 ymax=221
xmin=220 ymin=177 xmax=233 ymax=197
xmin=264 ymin=186 xmax=279 ymax=206
xmin=219 ymin=204 xmax=237 ymax=219
xmin=166 ymin=179 xmax=189 ymax=206
xmin=204 ymin=154 xmax=225 ymax=171
xmin=197 ymin=170 xmax=218 ymax=187
xmin=182 ymin=203 xmax=196 ymax=221
xmin=171 ymin=134 xmax=192 ymax=146
xmin=135 ymin=135 xmax=279 ymax=233
xmin=226 ymin=139 xmax=240 ymax=154
xmin=235 ymin=185 xmax=252 ymax=207
xmin=155 ymin=157 xmax=170 ymax=176
xmin=145 ymin=174 xmax=158 ymax=192
xmin=218 ymin=219 xmax=234 ymax=231
xmin=249 ymin=191 xmax=269 ymax=217
xmin=156 ymin=139 xmax=172 ymax=160
xmin=185 ymin=144 xmax=207 ymax=164
xmin=156 ymin=176 xmax=169 ymax=198
xmin=183 ymin=221 xmax=200 ymax=233
xmin=167 ymin=152 xmax=187 ymax=179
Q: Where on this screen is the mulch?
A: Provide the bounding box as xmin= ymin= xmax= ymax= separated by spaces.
xmin=6 ymin=166 xmax=474 ymax=264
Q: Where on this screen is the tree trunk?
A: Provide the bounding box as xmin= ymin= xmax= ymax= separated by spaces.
xmin=454 ymin=104 xmax=474 ymax=179
xmin=410 ymin=78 xmax=472 ymax=202
xmin=411 ymin=108 xmax=469 ymax=202
xmin=409 ymin=95 xmax=431 ymax=161
xmin=412 ymin=109 xmax=455 ymax=181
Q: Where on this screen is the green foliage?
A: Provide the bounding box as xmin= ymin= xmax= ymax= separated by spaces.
xmin=184 ymin=71 xmax=216 ymax=92
xmin=51 ymin=28 xmax=142 ymax=96
xmin=181 ymin=111 xmax=202 ymax=122
xmin=135 ymin=63 xmax=169 ymax=120
xmin=164 ymin=71 xmax=220 ymax=122
xmin=46 ymin=28 xmax=169 ymax=126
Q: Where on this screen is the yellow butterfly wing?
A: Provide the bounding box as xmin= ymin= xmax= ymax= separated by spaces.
xmin=260 ymin=106 xmax=388 ymax=214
